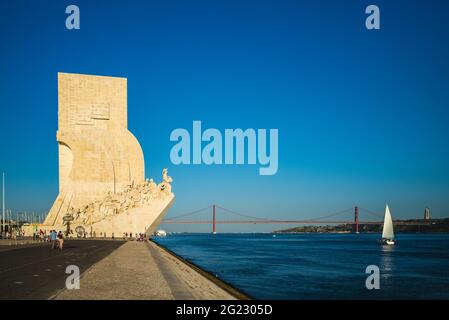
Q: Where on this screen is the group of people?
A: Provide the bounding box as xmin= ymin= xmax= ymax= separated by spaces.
xmin=49 ymin=230 xmax=64 ymax=250
xmin=34 ymin=229 xmax=47 ymax=242
xmin=122 ymin=232 xmax=147 ymax=242
xmin=2 ymin=230 xmax=23 ymax=239
xmin=26 ymin=229 xmax=64 ymax=250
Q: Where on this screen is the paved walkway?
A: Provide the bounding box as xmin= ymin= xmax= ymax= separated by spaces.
xmin=0 ymin=240 xmax=125 ymax=299
xmin=54 ymin=241 xmax=236 ymax=300
xmin=0 ymin=239 xmax=47 ymax=251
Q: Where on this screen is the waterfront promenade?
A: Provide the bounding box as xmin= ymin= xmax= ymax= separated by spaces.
xmin=0 ymin=239 xmax=237 ymax=300
xmin=0 ymin=239 xmax=123 ymax=299
xmin=55 ymin=241 xmax=235 ymax=300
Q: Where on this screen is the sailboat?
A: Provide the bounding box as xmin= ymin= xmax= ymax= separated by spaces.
xmin=379 ymin=204 xmax=396 ymax=245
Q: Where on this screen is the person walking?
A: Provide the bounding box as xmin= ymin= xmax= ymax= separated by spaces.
xmin=50 ymin=230 xmax=57 ymax=249
xmin=57 ymin=231 xmax=64 ymax=251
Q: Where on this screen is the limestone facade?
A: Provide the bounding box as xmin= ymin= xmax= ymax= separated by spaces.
xmin=23 ymin=73 xmax=174 ymax=237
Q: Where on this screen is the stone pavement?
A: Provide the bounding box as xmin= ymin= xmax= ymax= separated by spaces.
xmin=54 ymin=241 xmax=236 ymax=300
xmin=0 ymin=240 xmax=125 ymax=299
xmin=0 ymin=239 xmax=51 ymax=253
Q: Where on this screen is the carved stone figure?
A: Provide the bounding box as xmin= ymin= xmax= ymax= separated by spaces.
xmin=162 ymin=168 xmax=173 ymax=183
xmin=159 ymin=168 xmax=173 ymax=195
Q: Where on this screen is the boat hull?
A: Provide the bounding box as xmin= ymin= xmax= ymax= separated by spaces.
xmin=379 ymin=238 xmax=396 ymax=245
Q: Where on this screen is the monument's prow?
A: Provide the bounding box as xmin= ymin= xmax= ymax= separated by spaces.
xmin=24 ymin=73 xmax=174 ymax=237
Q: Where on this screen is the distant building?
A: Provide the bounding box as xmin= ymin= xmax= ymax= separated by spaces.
xmin=424 ymin=207 xmax=430 ymax=220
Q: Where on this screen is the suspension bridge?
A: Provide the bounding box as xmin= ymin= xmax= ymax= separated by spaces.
xmin=161 ymin=205 xmax=430 ymax=233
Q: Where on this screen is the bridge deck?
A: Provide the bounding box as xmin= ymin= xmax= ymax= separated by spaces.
xmin=163 ymin=220 xmax=430 ymax=225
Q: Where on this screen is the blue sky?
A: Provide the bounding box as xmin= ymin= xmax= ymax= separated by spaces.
xmin=1 ymin=0 xmax=448 ymax=232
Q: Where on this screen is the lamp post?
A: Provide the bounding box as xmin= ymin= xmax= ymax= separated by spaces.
xmin=2 ymin=172 xmax=5 ymax=238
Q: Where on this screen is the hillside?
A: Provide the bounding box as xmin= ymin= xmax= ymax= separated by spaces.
xmin=275 ymin=219 xmax=449 ymax=234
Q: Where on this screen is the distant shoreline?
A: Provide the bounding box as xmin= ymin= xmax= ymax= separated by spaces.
xmin=274 ymin=218 xmax=449 ymax=234
xmin=274 ymin=231 xmax=449 ymax=234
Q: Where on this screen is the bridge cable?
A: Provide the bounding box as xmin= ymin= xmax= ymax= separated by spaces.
xmin=215 ymin=205 xmax=355 ymax=223
xmin=358 ymin=207 xmax=384 ymax=219
xmin=164 ymin=205 xmax=212 ymax=220
xmin=215 ymin=205 xmax=276 ymax=222
xmin=311 ymin=207 xmax=355 ymax=220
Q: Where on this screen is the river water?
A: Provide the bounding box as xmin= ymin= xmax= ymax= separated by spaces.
xmin=153 ymin=233 xmax=449 ymax=299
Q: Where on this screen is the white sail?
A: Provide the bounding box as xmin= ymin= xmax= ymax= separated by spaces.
xmin=382 ymin=204 xmax=394 ymax=239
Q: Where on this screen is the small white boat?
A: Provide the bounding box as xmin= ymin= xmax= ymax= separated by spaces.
xmin=154 ymin=229 xmax=167 ymax=237
xmin=379 ymin=204 xmax=396 ymax=245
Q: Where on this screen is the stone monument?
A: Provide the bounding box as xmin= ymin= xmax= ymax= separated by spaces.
xmin=24 ymin=73 xmax=174 ymax=237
